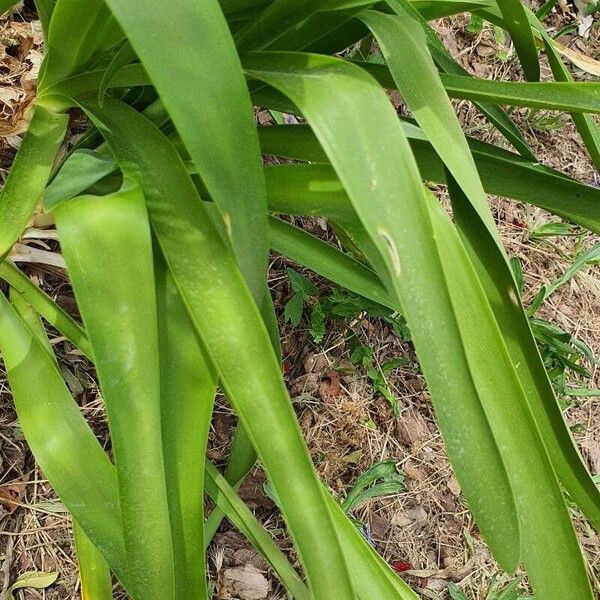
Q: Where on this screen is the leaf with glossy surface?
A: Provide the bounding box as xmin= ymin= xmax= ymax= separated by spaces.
xmin=358 ymin=62 xmax=600 ymax=112
xmin=0 ymin=293 xmax=128 ymax=587
xmin=258 ymin=126 xmax=600 ymax=234
xmin=73 ymin=522 xmax=113 ymax=600
xmin=53 ymin=184 xmax=175 ymax=600
xmin=156 ymin=255 xmax=217 ymax=600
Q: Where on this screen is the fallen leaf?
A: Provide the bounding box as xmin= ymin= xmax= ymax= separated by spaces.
xmin=7 ymin=571 xmax=58 ymax=600
xmin=391 ymin=561 xmax=413 ymax=573
xmin=319 ymin=370 xmax=342 ymax=398
xmin=0 ymin=478 xmax=27 ymax=515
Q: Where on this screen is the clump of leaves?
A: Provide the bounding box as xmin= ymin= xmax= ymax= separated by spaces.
xmin=341 ymin=459 xmax=406 ymax=516
xmin=511 ymin=252 xmax=600 ymax=400
xmin=284 ymin=269 xmax=411 ymax=343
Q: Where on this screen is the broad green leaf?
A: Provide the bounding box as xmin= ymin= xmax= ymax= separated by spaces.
xmin=5 ymin=293 xmax=125 ymax=599
xmin=410 ymin=0 xmax=495 ymax=19
xmin=38 ymin=64 xmax=150 ymax=111
xmin=531 ymin=12 xmax=600 ymax=169
xmin=0 ymin=1 xmax=19 ymax=13
xmin=7 ymin=571 xmax=58 ymax=600
xmin=245 ymin=49 xmax=520 ymax=572
xmin=359 ymin=7 xmax=498 ymax=243
xmin=103 ymin=0 xmax=269 ymax=304
xmin=446 ymin=173 xmax=599 ymax=592
xmin=73 ymin=522 xmax=113 ymax=600
xmin=0 ymin=292 xmax=128 ymax=587
xmin=33 ymin=0 xmax=56 ymax=37
xmin=388 ymin=0 xmax=535 ymax=160
xmin=243 ymin=49 xmax=593 ymax=598
xmin=44 ymin=149 xmax=116 ymax=209
xmin=495 ymin=0 xmax=540 ymax=80
xmin=234 ymin=0 xmax=322 ymax=50
xmin=9 ymin=287 xmax=55 ymax=357
xmin=156 ymin=255 xmax=217 ymax=600
xmin=268 ymin=217 xmax=394 ymax=310
xmin=98 ymin=41 xmax=137 ymax=105
xmin=39 ymin=0 xmax=118 ymax=89
xmin=0 ymin=104 xmax=67 ymax=259
xmin=203 ymin=423 xmax=259 ymax=546
xmin=325 ymin=490 xmax=419 ymax=599
xmin=78 ymin=97 xmax=356 ymax=600
xmin=359 ymin=12 xmax=600 ymax=538
xmin=53 ymin=184 xmax=175 ymax=600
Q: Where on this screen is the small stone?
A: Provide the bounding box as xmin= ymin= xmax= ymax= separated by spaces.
xmin=223 ymin=565 xmax=270 ymax=600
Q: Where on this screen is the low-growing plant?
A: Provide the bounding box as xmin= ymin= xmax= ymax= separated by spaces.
xmin=0 ymin=0 xmax=599 ymax=599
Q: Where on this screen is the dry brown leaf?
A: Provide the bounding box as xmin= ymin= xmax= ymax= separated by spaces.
xmin=0 ymin=478 xmax=27 ymax=515
xmin=552 ymin=40 xmax=600 ymax=76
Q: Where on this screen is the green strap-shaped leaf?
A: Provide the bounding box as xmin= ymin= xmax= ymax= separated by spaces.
xmin=495 ymin=0 xmax=540 ymax=81
xmin=359 ymin=7 xmax=498 ymax=243
xmin=203 ymin=421 xmax=260 ymax=546
xmin=234 ymin=0 xmax=322 ymax=50
xmin=410 ymin=0 xmax=495 ymax=19
xmin=0 ymin=1 xmax=18 ymax=12
xmin=38 ymin=64 xmax=150 ymax=111
xmin=155 ymin=256 xmax=217 ymax=600
xmin=269 ymin=217 xmax=394 ymax=311
xmin=53 ymin=184 xmax=175 ymax=600
xmin=102 ymin=0 xmax=269 ymax=304
xmin=33 ymin=0 xmax=56 ymax=37
xmin=529 ymin=10 xmax=600 ymax=170
xmin=44 ymin=149 xmax=117 ymax=209
xmin=358 ymin=62 xmax=600 ymax=112
xmin=446 ymin=171 xmax=600 ymax=540
xmin=0 ymin=293 xmax=128 ymax=587
xmin=358 ymin=12 xmax=600 ymax=532
xmin=243 ymin=50 xmax=593 ymax=598
xmin=0 ymin=104 xmax=67 ymax=259
xmin=78 ymin=97 xmax=356 ymax=600
xmin=257 ymin=126 xmax=600 ymax=234
xmin=3 ymin=255 xmax=416 ymax=600
xmin=388 ymin=0 xmax=535 ymax=160
xmin=0 ymin=261 xmax=91 ymax=357
xmin=73 ymin=522 xmax=113 ymax=600
xmin=245 ymin=49 xmax=520 ymax=572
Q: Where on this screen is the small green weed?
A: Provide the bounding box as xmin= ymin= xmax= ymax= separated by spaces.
xmin=510 ymin=253 xmax=599 ymax=401
xmin=284 ymin=269 xmax=411 ymax=343
xmin=341 ymin=459 xmax=406 ymax=519
xmin=347 ymin=334 xmax=406 ymax=417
